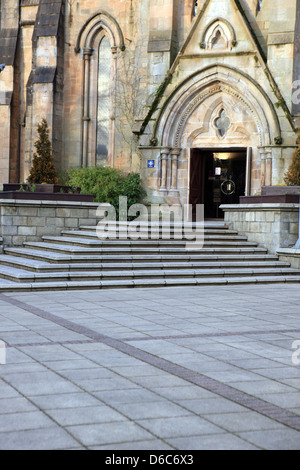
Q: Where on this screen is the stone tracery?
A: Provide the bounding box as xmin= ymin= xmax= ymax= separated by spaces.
xmin=172 ymin=82 xmax=264 ymax=148
xmin=214 ymin=109 xmax=231 ymax=138
xmin=201 ymin=18 xmax=236 ymax=50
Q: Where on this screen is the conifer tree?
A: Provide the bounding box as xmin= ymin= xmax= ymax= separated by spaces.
xmin=284 ymin=131 xmax=300 ymax=186
xmin=27 ymin=119 xmax=58 ymax=184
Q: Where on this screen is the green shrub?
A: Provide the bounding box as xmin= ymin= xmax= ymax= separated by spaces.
xmin=66 ymin=166 xmax=146 ymax=219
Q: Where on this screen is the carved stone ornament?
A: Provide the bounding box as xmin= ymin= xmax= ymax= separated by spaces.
xmin=150 ymin=137 xmax=158 ymax=147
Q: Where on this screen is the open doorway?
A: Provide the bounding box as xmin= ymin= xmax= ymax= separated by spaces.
xmin=190 ymin=148 xmax=247 ymax=219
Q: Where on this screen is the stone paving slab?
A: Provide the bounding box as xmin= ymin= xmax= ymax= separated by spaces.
xmin=0 ymin=284 xmax=299 ymax=449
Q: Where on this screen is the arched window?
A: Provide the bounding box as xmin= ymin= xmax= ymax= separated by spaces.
xmin=76 ymin=12 xmax=125 ymax=167
xmin=96 ymin=36 xmax=112 ymax=166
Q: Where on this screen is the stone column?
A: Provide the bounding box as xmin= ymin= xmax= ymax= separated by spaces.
xmin=109 ymin=46 xmax=118 ymax=168
xmin=265 ymin=150 xmax=273 ymax=186
xmin=166 ymin=152 xmax=172 ymax=189
xmin=170 ymin=148 xmax=181 ymax=189
xmin=160 ymin=148 xmax=170 ymax=189
xmin=260 ymin=150 xmax=266 ymax=187
xmin=272 ymin=147 xmax=284 ymax=186
xmin=82 ymin=48 xmax=92 ymax=168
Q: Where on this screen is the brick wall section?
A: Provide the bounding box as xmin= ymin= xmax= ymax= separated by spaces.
xmin=0 ymin=200 xmax=109 ymax=247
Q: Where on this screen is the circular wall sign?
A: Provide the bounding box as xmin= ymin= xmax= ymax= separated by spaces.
xmin=221 ymin=180 xmax=236 ymax=195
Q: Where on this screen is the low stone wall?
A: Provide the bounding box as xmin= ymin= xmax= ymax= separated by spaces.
xmin=220 ymin=203 xmax=300 ymax=254
xmin=277 ymin=249 xmax=300 ymax=269
xmin=0 ymin=199 xmax=110 ymax=247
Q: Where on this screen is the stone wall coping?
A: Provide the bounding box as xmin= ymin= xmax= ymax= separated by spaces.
xmin=277 ymin=248 xmax=300 ymax=257
xmin=0 ymin=199 xmax=110 ymax=209
xmin=220 ymin=203 xmax=299 ymax=212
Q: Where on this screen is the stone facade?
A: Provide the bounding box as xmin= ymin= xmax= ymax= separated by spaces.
xmin=0 ymin=0 xmax=300 ymax=208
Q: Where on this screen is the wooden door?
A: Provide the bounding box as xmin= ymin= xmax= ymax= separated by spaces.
xmin=189 ymin=149 xmax=204 ymax=220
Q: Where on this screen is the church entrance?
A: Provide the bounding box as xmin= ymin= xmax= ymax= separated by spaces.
xmin=189 ymin=148 xmax=247 ymax=219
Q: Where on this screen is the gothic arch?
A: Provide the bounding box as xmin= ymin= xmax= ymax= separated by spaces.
xmin=155 ymin=64 xmax=281 ymax=149
xmin=201 ymin=18 xmax=237 ymax=49
xmin=78 ymin=13 xmax=125 ymax=167
xmin=75 ymin=11 xmax=125 ymax=53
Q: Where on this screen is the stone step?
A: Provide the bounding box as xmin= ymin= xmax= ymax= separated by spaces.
xmin=0 ymin=275 xmax=299 ymax=292
xmin=81 ymin=221 xmax=227 ymax=229
xmin=79 ymin=228 xmax=231 ymax=238
xmin=78 ymin=225 xmax=217 ymax=231
xmin=0 ymin=219 xmax=298 ymax=291
xmin=4 ymin=247 xmax=273 ymax=264
xmin=41 ymin=235 xmax=251 ymax=247
xmin=21 ymin=242 xmax=263 ymax=256
xmin=0 ymin=264 xmax=299 ymax=283
xmin=0 ymin=255 xmax=290 ymax=273
xmin=68 ymin=228 xmax=239 ymax=238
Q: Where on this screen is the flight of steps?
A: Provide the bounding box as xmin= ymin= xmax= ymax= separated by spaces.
xmin=0 ymin=221 xmax=299 ymax=291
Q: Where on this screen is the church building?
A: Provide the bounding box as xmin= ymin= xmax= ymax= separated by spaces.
xmin=1 ymin=0 xmax=299 ymax=218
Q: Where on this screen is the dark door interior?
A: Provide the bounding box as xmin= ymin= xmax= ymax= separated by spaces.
xmin=190 ymin=149 xmax=247 ymax=219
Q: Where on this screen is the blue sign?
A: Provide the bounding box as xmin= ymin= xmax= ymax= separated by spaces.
xmin=147 ymin=160 xmax=155 ymax=168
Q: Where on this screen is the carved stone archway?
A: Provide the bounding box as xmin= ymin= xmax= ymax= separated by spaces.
xmin=156 ymin=65 xmax=280 ymax=149
xmin=153 ymin=65 xmax=281 ymax=202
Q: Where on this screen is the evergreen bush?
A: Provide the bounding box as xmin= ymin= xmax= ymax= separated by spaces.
xmin=27 ymin=119 xmax=58 ymax=184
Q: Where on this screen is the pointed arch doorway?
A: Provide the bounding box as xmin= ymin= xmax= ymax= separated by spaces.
xmin=190 ymin=147 xmax=250 ymax=220
xmin=154 ymin=65 xmax=281 ymax=217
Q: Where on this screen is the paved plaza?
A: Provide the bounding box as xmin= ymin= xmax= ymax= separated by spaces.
xmin=0 ymin=284 xmax=300 ymax=450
